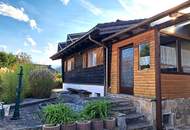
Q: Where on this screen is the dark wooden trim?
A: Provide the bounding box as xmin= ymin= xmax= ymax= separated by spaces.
xmin=161 ymin=72 xmax=190 ymax=75
xmin=61 ymin=59 xmax=64 ymax=82
xmin=155 ymin=29 xmax=162 ymax=130
xmin=176 ymin=40 xmax=182 ymax=72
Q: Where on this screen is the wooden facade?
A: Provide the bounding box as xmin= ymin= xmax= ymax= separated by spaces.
xmin=111 ymin=29 xmax=157 ymax=98
xmin=110 ymin=28 xmax=190 ymax=99
xmin=62 ymin=45 xmax=105 ymax=85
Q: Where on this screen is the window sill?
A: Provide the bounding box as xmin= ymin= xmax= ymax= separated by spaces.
xmin=161 ymin=72 xmax=190 ymax=75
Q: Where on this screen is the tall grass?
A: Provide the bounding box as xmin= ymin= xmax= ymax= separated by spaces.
xmin=0 ymin=64 xmax=34 ymax=103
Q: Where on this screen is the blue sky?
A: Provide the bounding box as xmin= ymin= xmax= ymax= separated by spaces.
xmin=0 ymin=0 xmax=186 ymax=67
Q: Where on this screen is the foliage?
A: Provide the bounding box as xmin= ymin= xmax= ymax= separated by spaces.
xmin=0 ymin=52 xmax=17 ymax=68
xmin=42 ymin=103 xmax=77 ymax=124
xmin=81 ymin=100 xmax=111 ymax=120
xmin=29 ymin=69 xmax=54 ymax=98
xmin=0 ymin=64 xmax=34 ymax=103
xmin=53 ymin=73 xmax=62 ymax=88
xmin=16 ymin=52 xmax=32 ymax=64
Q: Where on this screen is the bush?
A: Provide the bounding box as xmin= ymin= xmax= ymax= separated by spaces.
xmin=29 ymin=69 xmax=54 ymax=98
xmin=53 ymin=73 xmax=62 ymax=88
xmin=81 ymin=100 xmax=111 ymax=120
xmin=0 ymin=64 xmax=34 ymax=103
xmin=42 ymin=103 xmax=77 ymax=124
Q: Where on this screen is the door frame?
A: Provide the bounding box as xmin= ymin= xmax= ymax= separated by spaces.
xmin=119 ymin=44 xmax=134 ymax=95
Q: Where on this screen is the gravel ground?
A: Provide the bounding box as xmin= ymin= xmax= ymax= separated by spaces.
xmin=0 ymin=103 xmax=42 ymax=130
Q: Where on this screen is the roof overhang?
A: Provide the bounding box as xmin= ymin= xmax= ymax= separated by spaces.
xmin=50 ymin=27 xmax=99 ymax=60
xmin=102 ymin=0 xmax=190 ymax=43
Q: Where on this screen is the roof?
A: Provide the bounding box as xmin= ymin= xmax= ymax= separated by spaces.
xmin=102 ymin=0 xmax=190 ymax=42
xmin=51 ymin=19 xmax=144 ymax=60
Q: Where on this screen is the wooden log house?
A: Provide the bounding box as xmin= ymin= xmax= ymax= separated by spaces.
xmin=51 ymin=1 xmax=190 ymax=129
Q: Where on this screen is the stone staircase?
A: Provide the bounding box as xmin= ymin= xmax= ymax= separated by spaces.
xmin=109 ymin=98 xmax=153 ymax=130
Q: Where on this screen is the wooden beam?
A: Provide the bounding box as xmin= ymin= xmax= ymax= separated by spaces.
xmin=102 ymin=0 xmax=190 ymax=42
xmin=155 ymin=29 xmax=162 ymax=130
xmin=161 ymin=31 xmax=190 ymax=40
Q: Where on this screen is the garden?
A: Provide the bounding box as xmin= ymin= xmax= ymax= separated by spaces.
xmin=41 ymin=100 xmax=116 ymax=130
xmin=0 ymin=51 xmax=116 ymax=130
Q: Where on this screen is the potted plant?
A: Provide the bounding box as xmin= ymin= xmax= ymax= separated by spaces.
xmin=42 ymin=104 xmax=61 ymax=130
xmin=82 ymin=100 xmax=110 ymax=130
xmin=103 ymin=102 xmax=116 ymax=130
xmin=76 ymin=113 xmax=91 ymax=130
xmin=60 ymin=105 xmax=77 ymax=130
xmin=76 ymin=118 xmax=91 ymax=130
xmin=104 ymin=117 xmax=116 ymax=130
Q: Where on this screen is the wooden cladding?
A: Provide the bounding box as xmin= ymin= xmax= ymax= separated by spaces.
xmin=111 ymin=29 xmax=157 ymax=98
xmin=161 ymin=74 xmax=190 ymax=99
xmin=82 ymin=47 xmax=103 ymax=68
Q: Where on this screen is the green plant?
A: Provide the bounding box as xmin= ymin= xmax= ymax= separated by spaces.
xmin=42 ymin=103 xmax=77 ymax=125
xmin=29 ymin=69 xmax=54 ymax=98
xmin=0 ymin=64 xmax=34 ymax=103
xmin=53 ymin=73 xmax=62 ymax=89
xmin=81 ymin=100 xmax=111 ymax=120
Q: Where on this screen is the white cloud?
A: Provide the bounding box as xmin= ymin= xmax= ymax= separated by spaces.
xmin=37 ymin=42 xmax=60 ymax=66
xmin=25 ymin=36 xmax=37 ymax=47
xmin=80 ymin=0 xmax=102 ymax=15
xmin=117 ymin=0 xmax=187 ymax=19
xmin=29 ymin=19 xmax=42 ymax=32
xmin=60 ymin=0 xmax=70 ymax=5
xmin=15 ymin=49 xmax=22 ymax=55
xmin=0 ymin=44 xmax=7 ymax=51
xmin=0 ymin=3 xmax=41 ymax=32
xmin=31 ymin=49 xmax=42 ymax=54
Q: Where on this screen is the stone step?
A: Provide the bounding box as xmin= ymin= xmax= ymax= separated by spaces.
xmin=125 ymin=113 xmax=144 ymax=121
xmin=109 ymin=98 xmax=131 ymax=103
xmin=111 ymin=106 xmax=136 ymax=114
xmin=127 ymin=121 xmax=153 ymax=130
xmin=111 ymin=101 xmax=133 ymax=107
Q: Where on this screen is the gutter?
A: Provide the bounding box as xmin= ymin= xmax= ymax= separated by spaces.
xmin=88 ymin=35 xmax=109 ymax=96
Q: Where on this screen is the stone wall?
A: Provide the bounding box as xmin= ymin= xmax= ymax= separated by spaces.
xmin=127 ymin=95 xmax=157 ymax=130
xmin=162 ymin=98 xmax=190 ymax=129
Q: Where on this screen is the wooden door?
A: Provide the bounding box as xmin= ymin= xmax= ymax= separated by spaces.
xmin=120 ymin=45 xmax=134 ymax=94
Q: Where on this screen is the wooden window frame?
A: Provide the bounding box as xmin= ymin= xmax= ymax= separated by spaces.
xmin=161 ymin=37 xmax=190 ymax=75
xmin=82 ymin=47 xmax=103 ymax=68
xmin=65 ymin=57 xmax=75 ymax=72
xmin=138 ymin=42 xmax=151 ymax=71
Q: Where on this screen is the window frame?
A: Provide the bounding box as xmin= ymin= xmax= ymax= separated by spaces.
xmin=82 ymin=47 xmax=104 ymax=68
xmin=65 ymin=57 xmax=75 ymax=72
xmin=138 ymin=42 xmax=151 ymax=70
xmin=161 ymin=37 xmax=190 ymax=75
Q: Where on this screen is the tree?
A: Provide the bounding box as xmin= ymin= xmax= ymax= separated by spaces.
xmin=0 ymin=52 xmax=17 ymax=68
xmin=16 ymin=52 xmax=32 ymax=64
xmin=0 ymin=52 xmax=8 ymax=67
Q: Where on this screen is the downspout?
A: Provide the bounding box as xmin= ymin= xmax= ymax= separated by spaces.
xmin=88 ymin=35 xmax=109 ymax=96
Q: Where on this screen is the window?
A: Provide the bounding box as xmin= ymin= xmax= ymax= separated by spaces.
xmin=83 ymin=47 xmax=103 ymax=68
xmin=88 ymin=49 xmax=97 ymax=67
xmin=161 ymin=42 xmax=177 ymax=72
xmin=181 ymin=40 xmax=190 ymax=73
xmin=160 ymin=34 xmax=190 ymax=74
xmin=139 ymin=43 xmax=150 ymax=70
xmin=66 ymin=57 xmax=74 ymax=71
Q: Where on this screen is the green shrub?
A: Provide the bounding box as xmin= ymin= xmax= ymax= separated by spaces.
xmin=29 ymin=69 xmax=54 ymax=98
xmin=0 ymin=64 xmax=34 ymax=103
xmin=81 ymin=100 xmax=111 ymax=120
xmin=42 ymin=103 xmax=77 ymax=124
xmin=53 ymin=73 xmax=62 ymax=89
